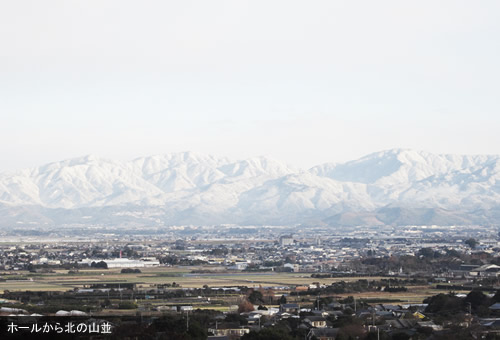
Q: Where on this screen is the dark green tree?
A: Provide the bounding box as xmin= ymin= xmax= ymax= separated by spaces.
xmin=465 ymin=290 xmax=489 ymax=309
xmin=90 ymin=260 xmax=108 ymax=269
xmin=187 ymin=321 xmax=207 ymax=340
xmin=465 ymin=238 xmax=478 ymax=249
xmin=248 ymin=290 xmax=264 ymax=304
xmin=424 ymin=293 xmax=464 ymax=315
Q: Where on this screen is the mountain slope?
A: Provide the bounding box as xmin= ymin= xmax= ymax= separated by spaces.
xmin=1 ymin=149 xmax=499 ymax=227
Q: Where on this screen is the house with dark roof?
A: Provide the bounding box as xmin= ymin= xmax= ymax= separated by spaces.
xmin=385 ymin=319 xmax=418 ymax=329
xmin=470 ymin=264 xmax=500 ymax=277
xmin=307 ymin=328 xmax=339 ymax=340
xmin=280 ymin=303 xmax=299 ymax=314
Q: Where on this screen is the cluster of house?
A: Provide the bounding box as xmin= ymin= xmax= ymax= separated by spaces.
xmin=2 ymin=224 xmax=500 ymax=277
xmin=0 ymin=242 xmax=165 ymax=270
xmin=205 ymin=298 xmax=500 ymax=340
xmin=205 ymin=301 xmax=439 ymax=340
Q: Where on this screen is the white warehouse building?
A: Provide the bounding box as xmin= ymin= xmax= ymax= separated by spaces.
xmin=79 ymin=258 xmax=160 ymax=268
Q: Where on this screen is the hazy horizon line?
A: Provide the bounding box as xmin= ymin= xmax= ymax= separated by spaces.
xmin=3 ymin=147 xmax=499 ymax=175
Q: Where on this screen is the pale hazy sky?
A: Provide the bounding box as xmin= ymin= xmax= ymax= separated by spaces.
xmin=1 ymin=1 xmax=499 ymax=171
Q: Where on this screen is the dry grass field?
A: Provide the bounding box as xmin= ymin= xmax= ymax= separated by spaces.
xmin=0 ymin=267 xmax=461 ymax=304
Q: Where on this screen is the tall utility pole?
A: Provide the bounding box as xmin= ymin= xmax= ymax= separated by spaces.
xmin=467 ymin=302 xmax=472 ymax=328
xmin=186 ymin=311 xmax=189 ymax=331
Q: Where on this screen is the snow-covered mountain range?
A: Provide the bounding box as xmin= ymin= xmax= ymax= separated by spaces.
xmin=1 ymin=149 xmax=500 ymax=227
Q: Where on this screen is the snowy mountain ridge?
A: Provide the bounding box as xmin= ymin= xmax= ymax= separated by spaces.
xmin=1 ymin=149 xmax=500 ymax=227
